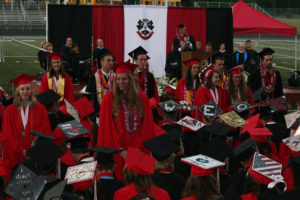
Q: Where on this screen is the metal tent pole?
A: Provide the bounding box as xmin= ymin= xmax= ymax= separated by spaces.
xmin=295 ymin=35 xmax=298 ymax=79
xmin=46 ymin=3 xmax=48 ymax=42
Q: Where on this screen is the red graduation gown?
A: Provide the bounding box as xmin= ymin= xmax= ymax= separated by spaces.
xmin=97 ymin=91 xmax=155 ymax=180
xmin=113 ymin=183 xmax=170 ymax=200
xmin=181 ymin=197 xmax=196 ymax=200
xmin=175 ymin=78 xmax=198 ymax=103
xmin=1 ymin=102 xmax=51 ymax=167
xmin=192 ymin=87 xmax=228 ymax=122
xmin=39 ymin=73 xmax=75 ymax=103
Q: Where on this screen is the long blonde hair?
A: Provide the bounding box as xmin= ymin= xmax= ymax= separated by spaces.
xmin=112 ymin=73 xmax=144 ymax=119
xmin=13 ymin=84 xmax=37 ymax=108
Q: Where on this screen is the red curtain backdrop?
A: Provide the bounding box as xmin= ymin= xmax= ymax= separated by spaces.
xmin=166 ymin=7 xmax=206 ymax=55
xmin=92 ymin=5 xmax=124 ymax=63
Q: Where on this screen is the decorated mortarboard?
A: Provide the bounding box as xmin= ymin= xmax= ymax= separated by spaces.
xmin=178 ymin=101 xmax=198 ymax=111
xmin=199 ymin=100 xmax=223 ymax=121
xmin=295 ymin=126 xmax=300 ymax=136
xmin=27 ymin=139 xmax=63 ymax=170
xmin=269 ymin=97 xmax=288 ymax=112
xmin=46 ymin=52 xmax=65 ymax=61
xmin=177 ymin=116 xmax=205 ymax=131
xmin=113 ymin=60 xmax=138 ymax=74
xmin=181 ymin=154 xmax=225 ymax=177
xmin=242 ymin=113 xmax=260 ymax=134
xmin=158 ymin=100 xmax=181 ymax=113
xmin=0 ymin=86 xmax=6 ymax=95
xmin=43 ymin=180 xmax=67 ymax=200
xmin=249 ymin=152 xmax=285 ymax=189
xmin=228 ymin=65 xmax=242 ymax=75
xmin=231 ymin=101 xmax=254 ymax=113
xmin=63 ymin=99 xmax=80 ymax=121
xmin=5 ymin=164 xmax=47 ymax=200
xmin=223 ymin=185 xmax=242 ymax=200
xmin=143 ymin=134 xmax=179 ymax=161
xmin=57 ymin=120 xmax=88 ymax=138
xmin=233 ymin=140 xmax=256 ymax=162
xmin=258 ymin=47 xmax=275 ymax=58
xmin=128 ymin=46 xmax=148 ymax=60
xmin=80 ymin=85 xmax=92 ymax=95
xmin=282 ymin=135 xmax=300 ymax=153
xmin=89 ymin=146 xmax=123 ymax=164
xmin=247 ymin=128 xmax=273 ymax=144
xmin=9 ymin=74 xmax=36 ymax=87
xmin=36 ymin=90 xmax=60 ymax=107
xmin=67 ymin=137 xmax=90 ymax=151
xmin=219 ymin=111 xmax=247 ymax=128
xmin=253 ymin=88 xmax=262 ymax=103
xmin=202 ymin=122 xmax=232 ymax=137
xmin=125 ymin=147 xmax=156 ymax=175
xmin=72 ymin=97 xmax=95 ymax=119
xmin=183 ymin=57 xmax=200 ymax=68
xmin=65 ymin=161 xmax=98 ymax=184
xmin=199 ymin=137 xmax=232 ymax=162
xmin=284 ymin=111 xmax=300 ymax=129
xmin=31 ymin=131 xmax=56 ymax=141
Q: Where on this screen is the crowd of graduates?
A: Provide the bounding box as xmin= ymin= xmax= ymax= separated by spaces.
xmin=0 ymin=32 xmax=299 ymax=200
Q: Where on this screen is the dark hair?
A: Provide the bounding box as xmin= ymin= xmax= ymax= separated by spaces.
xmin=257 ymin=141 xmax=272 ymax=155
xmin=212 ymin=55 xmax=224 ymax=64
xmin=246 ymin=40 xmax=251 ymax=43
xmin=185 ymin=66 xmax=201 ymax=90
xmin=227 ymin=73 xmax=250 ymax=103
xmin=182 ymin=175 xmax=219 ymax=200
xmin=205 ymin=71 xmax=219 ymax=89
xmin=206 ymin=43 xmax=212 ymax=47
xmin=100 ymin=52 xmax=112 ymax=62
xmin=257 ymin=183 xmax=284 ymax=200
xmin=178 ymin=24 xmax=185 ymax=29
xmin=291 ymin=156 xmax=300 ymax=188
xmin=123 ymin=167 xmax=153 ymax=193
xmin=219 ymin=42 xmax=226 ymax=46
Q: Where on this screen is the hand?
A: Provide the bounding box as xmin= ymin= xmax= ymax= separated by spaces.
xmin=120 ymin=150 xmax=127 ymax=159
xmin=22 ymin=150 xmax=29 ymax=159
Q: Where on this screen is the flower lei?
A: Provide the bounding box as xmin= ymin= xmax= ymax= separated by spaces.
xmin=260 ymin=64 xmax=276 ymax=94
xmin=122 ymin=99 xmax=138 ymax=133
xmin=139 ymin=71 xmax=148 ymax=95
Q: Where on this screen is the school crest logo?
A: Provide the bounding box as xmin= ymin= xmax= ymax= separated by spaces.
xmin=136 ymin=18 xmax=154 ymax=40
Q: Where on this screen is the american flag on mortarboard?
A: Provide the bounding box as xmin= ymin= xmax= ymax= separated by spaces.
xmin=252 ymin=152 xmax=282 ymax=178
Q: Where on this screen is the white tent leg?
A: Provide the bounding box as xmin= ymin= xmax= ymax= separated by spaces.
xmin=295 ymin=35 xmax=298 ymax=79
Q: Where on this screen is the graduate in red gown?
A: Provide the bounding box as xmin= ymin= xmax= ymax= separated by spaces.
xmin=1 ymin=74 xmax=51 ymax=168
xmin=193 ymin=70 xmax=228 ymax=122
xmin=113 ymin=147 xmax=170 ymax=200
xmin=97 ymin=61 xmax=155 ymax=180
xmin=175 ymin=57 xmax=201 ymax=104
xmin=40 ymin=52 xmax=75 ymax=104
xmin=226 ymin=65 xmax=254 ymax=106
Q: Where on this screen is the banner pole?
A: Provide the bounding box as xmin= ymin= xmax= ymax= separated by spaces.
xmin=46 ymin=3 xmax=48 ymax=42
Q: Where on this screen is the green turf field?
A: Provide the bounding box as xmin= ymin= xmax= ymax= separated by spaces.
xmin=0 ymin=35 xmax=300 ymax=95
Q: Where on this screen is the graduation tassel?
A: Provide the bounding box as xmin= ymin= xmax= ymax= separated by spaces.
xmin=217 ymin=168 xmax=221 ymax=194
xmin=94 ymin=177 xmax=97 ymax=200
xmin=57 ymin=158 xmax=61 ymax=179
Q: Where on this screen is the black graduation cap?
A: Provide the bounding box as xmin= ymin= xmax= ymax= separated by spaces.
xmin=36 ymin=90 xmax=60 ymax=107
xmin=89 ymin=146 xmax=123 ymax=164
xmin=233 ymin=140 xmax=256 ymax=162
xmin=269 ymin=97 xmax=288 ymax=112
xmin=43 ymin=180 xmax=67 ymax=200
xmin=231 ymin=101 xmax=254 ymax=113
xmin=67 ymin=137 xmax=90 ymax=151
xmin=199 ymin=137 xmax=232 ymax=162
xmin=158 ymin=100 xmax=181 ymax=113
xmin=258 ymin=47 xmax=275 ymax=58
xmin=164 ymin=128 xmax=182 ymax=144
xmin=2 ymin=96 xmax=13 ymax=107
xmin=143 ymin=134 xmax=180 ymax=161
xmin=223 ymin=185 xmax=242 ymax=200
xmin=4 ymin=164 xmax=47 ymax=200
xmin=202 ymin=122 xmax=232 ymax=137
xmin=128 ymin=46 xmax=148 ymax=60
xmin=199 ymin=100 xmax=223 ymax=121
xmin=253 ymin=88 xmax=262 ymax=103
xmin=57 ymin=120 xmax=88 ymax=138
xmin=265 ymin=122 xmax=289 ymax=145
xmin=31 ymin=131 xmax=56 ymax=141
xmin=28 ymin=139 xmax=63 ymax=170
xmin=291 ymin=155 xmax=300 ymax=166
